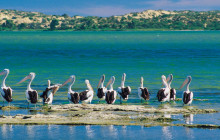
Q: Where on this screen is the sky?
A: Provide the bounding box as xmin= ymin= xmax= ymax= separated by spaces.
xmin=0 ymin=0 xmax=219 ymax=17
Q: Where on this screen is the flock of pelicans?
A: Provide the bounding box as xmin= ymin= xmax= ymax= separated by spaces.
xmin=0 ymin=69 xmax=193 ymax=107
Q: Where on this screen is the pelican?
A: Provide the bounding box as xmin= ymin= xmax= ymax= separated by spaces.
xmin=40 ymin=80 xmax=60 ymax=105
xmin=167 ymin=74 xmax=176 ymax=101
xmin=0 ymin=69 xmax=13 ymax=106
xmin=17 ymin=72 xmax=38 ymax=107
xmin=79 ymin=80 xmax=94 ymax=104
xmin=157 ymin=75 xmax=170 ymax=102
xmin=138 ymin=77 xmax=150 ymax=102
xmin=117 ymin=73 xmax=131 ymax=104
xmin=179 ymin=76 xmax=193 ymax=105
xmin=105 ymin=76 xmax=117 ymax=104
xmin=61 ymin=75 xmax=80 ymax=104
xmin=97 ymin=74 xmax=107 ymax=102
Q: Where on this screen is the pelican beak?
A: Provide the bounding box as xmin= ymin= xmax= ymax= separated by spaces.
xmin=17 ymin=75 xmax=31 ymax=84
xmin=97 ymin=77 xmax=103 ymax=88
xmin=48 ymin=80 xmax=51 ymax=87
xmin=61 ymin=78 xmax=72 ymax=87
xmin=105 ymin=79 xmax=112 ymax=88
xmin=179 ymin=78 xmax=188 ymax=90
xmin=166 ymin=76 xmax=171 ymax=82
xmin=52 ymin=86 xmax=60 ymax=94
xmin=122 ymin=73 xmax=126 ymax=81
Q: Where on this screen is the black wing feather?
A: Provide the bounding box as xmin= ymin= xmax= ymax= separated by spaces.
xmin=105 ymin=91 xmax=115 ymax=104
xmin=157 ymin=89 xmax=166 ymax=102
xmin=141 ymin=88 xmax=150 ymax=100
xmin=70 ymin=92 xmax=80 ymax=104
xmin=79 ymin=91 xmax=88 ymax=101
xmin=183 ymin=92 xmax=191 ymax=104
xmin=28 ymin=91 xmax=38 ymax=104
xmin=170 ymin=88 xmax=176 ymax=100
xmin=97 ymin=88 xmax=105 ymax=98
xmin=119 ymin=87 xmax=130 ymax=99
xmin=3 ymin=88 xmax=13 ymax=102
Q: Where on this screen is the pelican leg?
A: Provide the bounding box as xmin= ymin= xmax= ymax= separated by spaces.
xmin=3 ymin=101 xmax=4 ymax=107
xmin=98 ymin=100 xmax=100 ymax=104
xmin=120 ymin=97 xmax=122 ymax=104
xmin=27 ymin=102 xmax=29 ymax=109
xmin=35 ymin=104 xmax=36 ymax=109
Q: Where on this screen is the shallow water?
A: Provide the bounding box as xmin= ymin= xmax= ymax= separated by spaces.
xmin=0 ymin=125 xmax=219 ymax=140
xmin=0 ymin=31 xmax=220 ymax=139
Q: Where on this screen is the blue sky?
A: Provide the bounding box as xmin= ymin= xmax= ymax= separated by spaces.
xmin=0 ymin=0 xmax=219 ymax=16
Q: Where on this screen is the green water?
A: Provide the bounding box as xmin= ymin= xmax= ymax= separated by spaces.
xmin=0 ymin=31 xmax=220 ymax=99
xmin=0 ymin=31 xmax=220 ymax=139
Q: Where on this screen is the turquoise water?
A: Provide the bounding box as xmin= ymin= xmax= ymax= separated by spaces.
xmin=0 ymin=31 xmax=220 ymax=139
xmin=0 ymin=125 xmax=220 ymax=140
xmin=0 ymin=31 xmax=220 ymax=103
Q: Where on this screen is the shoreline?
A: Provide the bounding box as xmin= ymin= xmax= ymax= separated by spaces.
xmin=0 ymin=104 xmax=218 ymax=128
xmin=0 ymin=29 xmax=219 ymax=32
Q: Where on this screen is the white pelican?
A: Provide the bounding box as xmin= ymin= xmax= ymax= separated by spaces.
xmin=0 ymin=69 xmax=13 ymax=106
xmin=79 ymin=80 xmax=94 ymax=104
xmin=179 ymin=76 xmax=193 ymax=105
xmin=61 ymin=75 xmax=80 ymax=104
xmin=97 ymin=74 xmax=107 ymax=102
xmin=105 ymin=76 xmax=117 ymax=104
xmin=157 ymin=75 xmax=170 ymax=102
xmin=40 ymin=80 xmax=60 ymax=105
xmin=117 ymin=73 xmax=131 ymax=104
xmin=138 ymin=77 xmax=150 ymax=102
xmin=167 ymin=74 xmax=176 ymax=101
xmin=17 ymin=72 xmax=38 ymax=107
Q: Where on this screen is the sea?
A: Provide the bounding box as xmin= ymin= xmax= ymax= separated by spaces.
xmin=0 ymin=31 xmax=220 ymax=139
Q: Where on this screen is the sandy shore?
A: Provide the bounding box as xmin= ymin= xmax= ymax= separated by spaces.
xmin=0 ymin=104 xmax=219 ymax=128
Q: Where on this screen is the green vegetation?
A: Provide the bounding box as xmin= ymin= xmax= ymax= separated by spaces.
xmin=0 ymin=9 xmax=219 ymax=31
xmin=50 ymin=19 xmax=59 ymax=30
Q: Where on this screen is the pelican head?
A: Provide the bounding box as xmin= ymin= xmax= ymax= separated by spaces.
xmin=179 ymin=76 xmax=192 ymax=90
xmin=85 ymin=79 xmax=93 ymax=91
xmin=161 ymin=75 xmax=166 ymax=81
xmin=161 ymin=75 xmax=168 ymax=87
xmin=48 ymin=80 xmax=51 ymax=87
xmin=140 ymin=77 xmax=144 ymax=87
xmin=17 ymin=72 xmax=36 ymax=84
xmin=141 ymin=77 xmax=144 ymax=83
xmin=122 ymin=73 xmax=126 ymax=81
xmin=61 ymin=75 xmax=75 ymax=87
xmin=167 ymin=74 xmax=173 ymax=83
xmin=97 ymin=74 xmax=105 ymax=88
xmin=106 ymin=76 xmax=115 ymax=88
xmin=0 ymin=69 xmax=9 ymax=76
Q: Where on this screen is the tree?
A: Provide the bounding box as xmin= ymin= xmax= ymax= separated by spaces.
xmin=50 ymin=19 xmax=59 ymax=30
xmin=2 ymin=20 xmax=15 ymax=29
xmin=62 ymin=13 xmax=69 ymax=18
xmin=60 ymin=23 xmax=70 ymax=30
xmin=18 ymin=23 xmax=27 ymax=29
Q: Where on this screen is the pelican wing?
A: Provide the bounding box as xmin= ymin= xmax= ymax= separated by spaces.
xmin=105 ymin=91 xmax=115 ymax=104
xmin=79 ymin=91 xmax=89 ymax=101
xmin=28 ymin=90 xmax=38 ymax=104
xmin=70 ymin=92 xmax=80 ymax=104
xmin=2 ymin=87 xmax=13 ymax=102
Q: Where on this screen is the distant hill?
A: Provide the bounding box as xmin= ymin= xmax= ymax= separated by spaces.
xmin=0 ymin=9 xmax=219 ymax=31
